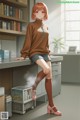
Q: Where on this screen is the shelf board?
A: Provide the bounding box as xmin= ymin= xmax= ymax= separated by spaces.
xmin=0 ymin=0 xmax=27 ymax=8
xmin=0 ymin=29 xmax=26 ymax=36
xmin=12 ymin=98 xmax=32 ymax=104
xmin=0 ymin=15 xmax=27 ymax=23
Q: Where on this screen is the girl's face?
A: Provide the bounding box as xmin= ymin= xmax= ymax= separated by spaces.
xmin=34 ymin=9 xmax=45 ymax=20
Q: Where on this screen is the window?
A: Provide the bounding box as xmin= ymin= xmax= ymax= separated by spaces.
xmin=61 ymin=1 xmax=80 ymax=52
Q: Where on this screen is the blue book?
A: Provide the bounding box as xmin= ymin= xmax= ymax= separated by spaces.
xmin=0 ymin=49 xmax=4 ymax=61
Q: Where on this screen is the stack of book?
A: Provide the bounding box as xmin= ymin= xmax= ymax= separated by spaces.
xmin=0 ymin=20 xmax=26 ymax=32
xmin=0 ymin=3 xmax=23 ymax=19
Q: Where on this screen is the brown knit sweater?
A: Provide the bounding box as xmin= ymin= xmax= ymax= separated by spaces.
xmin=21 ymin=19 xmax=50 ymax=58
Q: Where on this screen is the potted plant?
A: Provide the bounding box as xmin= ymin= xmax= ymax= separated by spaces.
xmin=52 ymin=37 xmax=64 ymax=53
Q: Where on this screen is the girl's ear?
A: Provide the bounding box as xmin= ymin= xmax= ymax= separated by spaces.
xmin=34 ymin=13 xmax=36 ymax=19
xmin=32 ymin=13 xmax=36 ymax=20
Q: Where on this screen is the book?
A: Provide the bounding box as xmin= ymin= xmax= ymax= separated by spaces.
xmin=6 ymin=5 xmax=9 ymax=16
xmin=0 ymin=20 xmax=2 ymax=28
xmin=16 ymin=0 xmax=27 ymax=5
xmin=20 ymin=23 xmax=26 ymax=32
xmin=17 ymin=22 xmax=20 ymax=31
xmin=2 ymin=21 xmax=7 ymax=29
xmin=4 ymin=4 xmax=9 ymax=16
xmin=9 ymin=6 xmax=13 ymax=17
xmin=0 ymin=3 xmax=4 ymax=15
xmin=15 ymin=8 xmax=19 ymax=19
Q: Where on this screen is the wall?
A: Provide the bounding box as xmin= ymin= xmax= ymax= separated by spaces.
xmin=0 ymin=35 xmax=17 ymax=58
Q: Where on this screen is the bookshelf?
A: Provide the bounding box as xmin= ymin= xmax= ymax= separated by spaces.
xmin=0 ymin=0 xmax=30 ymax=106
xmin=0 ymin=0 xmax=28 ymax=7
xmin=0 ymin=0 xmax=28 ymax=35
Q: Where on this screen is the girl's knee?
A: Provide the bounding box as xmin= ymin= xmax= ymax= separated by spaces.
xmin=46 ymin=71 xmax=52 ymax=79
xmin=46 ymin=75 xmax=52 ymax=79
xmin=43 ymin=67 xmax=50 ymax=75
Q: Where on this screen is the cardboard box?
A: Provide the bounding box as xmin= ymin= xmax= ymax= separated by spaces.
xmin=0 ymin=49 xmax=10 ymax=61
xmin=0 ymin=87 xmax=5 ymax=96
xmin=4 ymin=50 xmax=10 ymax=60
xmin=0 ymin=96 xmax=5 ymax=112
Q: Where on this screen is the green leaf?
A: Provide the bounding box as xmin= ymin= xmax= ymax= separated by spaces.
xmin=52 ymin=37 xmax=64 ymax=49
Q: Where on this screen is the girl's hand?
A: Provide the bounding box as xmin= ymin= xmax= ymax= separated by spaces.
xmin=49 ymin=51 xmax=53 ymax=55
xmin=16 ymin=57 xmax=25 ymax=60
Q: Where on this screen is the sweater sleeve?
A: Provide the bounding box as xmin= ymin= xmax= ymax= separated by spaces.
xmin=20 ymin=23 xmax=32 ymax=58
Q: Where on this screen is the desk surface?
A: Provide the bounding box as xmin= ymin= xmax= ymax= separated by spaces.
xmin=52 ymin=53 xmax=80 ymax=55
xmin=0 ymin=56 xmax=63 ymax=69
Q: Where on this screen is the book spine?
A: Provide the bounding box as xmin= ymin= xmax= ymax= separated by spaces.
xmin=13 ymin=21 xmax=17 ymax=31
xmin=19 ymin=9 xmax=23 ymax=20
xmin=12 ymin=7 xmax=16 ymax=17
xmin=10 ymin=21 xmax=14 ymax=30
xmin=0 ymin=20 xmax=2 ymax=28
xmin=9 ymin=6 xmax=13 ymax=17
xmin=21 ymin=23 xmax=26 ymax=32
xmin=0 ymin=3 xmax=4 ymax=15
xmin=6 ymin=5 xmax=9 ymax=16
xmin=16 ymin=8 xmax=19 ymax=19
xmin=2 ymin=21 xmax=7 ymax=29
xmin=4 ymin=5 xmax=7 ymax=16
xmin=17 ymin=0 xmax=27 ymax=4
xmin=7 ymin=22 xmax=11 ymax=30
xmin=17 ymin=22 xmax=20 ymax=31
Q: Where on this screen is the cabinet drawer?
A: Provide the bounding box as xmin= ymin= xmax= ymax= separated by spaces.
xmin=52 ymin=65 xmax=59 ymax=75
xmin=52 ymin=69 xmax=59 ymax=75
xmin=52 ymin=63 xmax=61 ymax=75
xmin=52 ymin=75 xmax=61 ymax=97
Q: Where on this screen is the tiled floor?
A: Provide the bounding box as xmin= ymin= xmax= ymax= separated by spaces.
xmin=10 ymin=83 xmax=80 ymax=120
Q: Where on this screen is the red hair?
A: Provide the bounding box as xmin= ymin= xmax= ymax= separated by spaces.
xmin=31 ymin=2 xmax=48 ymax=20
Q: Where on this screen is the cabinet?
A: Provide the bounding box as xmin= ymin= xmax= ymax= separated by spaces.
xmin=36 ymin=66 xmax=46 ymax=97
xmin=61 ymin=55 xmax=80 ymax=83
xmin=36 ymin=61 xmax=61 ymax=103
xmin=54 ymin=54 xmax=80 ymax=83
xmin=51 ymin=62 xmax=61 ymax=97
